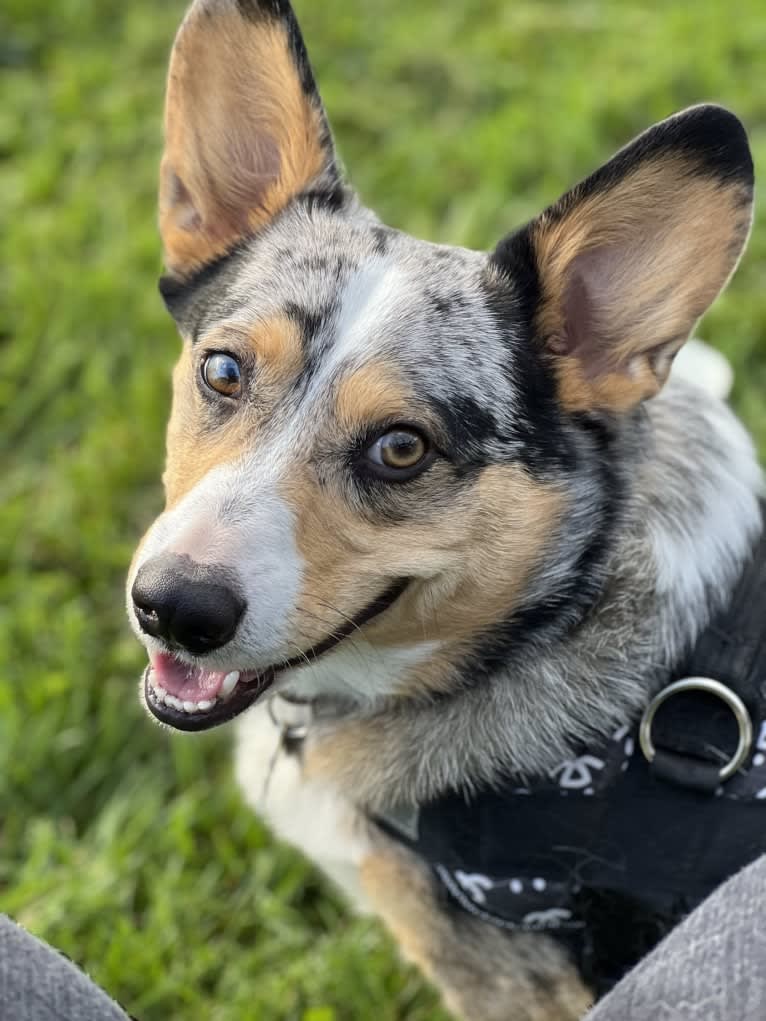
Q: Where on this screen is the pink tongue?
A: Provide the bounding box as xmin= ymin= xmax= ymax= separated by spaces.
xmin=150 ymin=652 xmax=230 ymax=702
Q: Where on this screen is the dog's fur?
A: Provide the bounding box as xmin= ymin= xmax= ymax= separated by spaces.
xmin=128 ymin=2 xmax=760 ymax=1017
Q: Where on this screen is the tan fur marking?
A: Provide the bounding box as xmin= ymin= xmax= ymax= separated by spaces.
xmin=160 ymin=317 xmax=304 ymax=508
xmin=361 ymin=846 xmax=592 ymax=1021
xmin=300 ymin=468 xmax=565 ymax=804
xmin=282 ymin=464 xmax=564 ymax=691
xmin=162 ymin=346 xmax=252 ymax=509
xmin=360 ymin=850 xmax=444 ymax=975
xmin=160 ymin=8 xmax=327 ymax=276
xmin=335 ymin=362 xmax=412 ymax=428
xmin=366 ymin=466 xmax=565 ymax=667
xmin=534 ymin=157 xmax=752 ymax=411
xmin=247 ymin=317 xmax=304 ymax=384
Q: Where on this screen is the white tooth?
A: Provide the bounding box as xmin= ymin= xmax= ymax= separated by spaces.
xmin=221 ymin=671 xmax=240 ymax=698
xmin=197 ymin=700 xmax=214 ymax=711
xmin=183 ymin=700 xmax=198 ymax=713
xmin=149 ymin=677 xmax=169 ymax=703
xmin=166 ymin=695 xmax=184 ymax=711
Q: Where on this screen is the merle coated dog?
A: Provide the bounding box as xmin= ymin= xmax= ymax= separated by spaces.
xmin=127 ymin=2 xmax=760 ymax=1017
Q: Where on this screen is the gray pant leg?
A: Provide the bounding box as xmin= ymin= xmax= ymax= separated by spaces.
xmin=0 ymin=916 xmax=130 ymax=1021
xmin=587 ymin=854 xmax=766 ymax=1021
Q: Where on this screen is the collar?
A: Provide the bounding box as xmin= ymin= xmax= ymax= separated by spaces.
xmin=266 ymin=689 xmax=353 ymax=758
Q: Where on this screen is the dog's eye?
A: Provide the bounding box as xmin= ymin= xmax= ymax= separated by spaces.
xmin=202 ymin=353 xmax=242 ymax=397
xmin=365 ymin=428 xmax=431 ymax=479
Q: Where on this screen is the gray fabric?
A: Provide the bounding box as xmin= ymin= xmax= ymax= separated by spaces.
xmin=0 ymin=916 xmax=129 ymax=1021
xmin=588 ymin=854 xmax=766 ymax=1020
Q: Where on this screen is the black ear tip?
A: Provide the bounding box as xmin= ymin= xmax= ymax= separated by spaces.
xmin=191 ymin=0 xmax=295 ymax=23
xmin=158 ymin=273 xmax=185 ymax=305
xmin=676 ymin=104 xmax=749 ymax=147
xmin=670 ymin=104 xmax=754 ymax=187
xmin=234 ymin=0 xmax=294 ymax=22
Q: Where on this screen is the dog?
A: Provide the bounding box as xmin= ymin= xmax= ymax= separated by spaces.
xmin=127 ymin=2 xmax=762 ymax=1018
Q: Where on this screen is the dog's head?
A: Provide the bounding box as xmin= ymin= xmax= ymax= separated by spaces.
xmin=128 ymin=0 xmax=754 ymax=732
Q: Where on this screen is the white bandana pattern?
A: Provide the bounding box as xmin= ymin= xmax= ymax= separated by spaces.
xmin=430 ymin=720 xmax=766 ymax=933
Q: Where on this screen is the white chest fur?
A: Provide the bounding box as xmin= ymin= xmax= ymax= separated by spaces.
xmin=235 ymin=701 xmax=374 ymax=909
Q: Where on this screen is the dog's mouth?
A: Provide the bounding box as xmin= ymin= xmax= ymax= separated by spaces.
xmin=144 ymin=657 xmax=277 ymax=732
xmin=143 ymin=577 xmax=409 ymax=732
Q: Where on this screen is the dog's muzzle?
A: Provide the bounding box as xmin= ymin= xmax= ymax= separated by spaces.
xmin=136 ymin=572 xmax=410 ymax=733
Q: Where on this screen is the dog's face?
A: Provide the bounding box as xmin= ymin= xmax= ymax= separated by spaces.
xmin=128 ymin=0 xmax=753 ymax=733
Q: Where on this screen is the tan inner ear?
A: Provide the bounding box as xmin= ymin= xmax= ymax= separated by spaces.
xmin=533 ymin=157 xmax=752 ymax=411
xmin=160 ymin=6 xmax=328 ymax=277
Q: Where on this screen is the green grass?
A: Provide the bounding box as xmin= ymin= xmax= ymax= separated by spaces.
xmin=1 ymin=1 xmax=765 ymax=1018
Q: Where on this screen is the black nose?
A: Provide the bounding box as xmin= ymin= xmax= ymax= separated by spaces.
xmin=131 ymin=554 xmax=246 ymax=656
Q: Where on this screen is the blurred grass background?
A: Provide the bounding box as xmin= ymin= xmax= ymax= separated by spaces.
xmin=1 ymin=1 xmax=765 ymax=1018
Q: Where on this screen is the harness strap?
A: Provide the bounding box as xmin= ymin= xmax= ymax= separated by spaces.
xmin=649 ymin=502 xmax=766 ymax=791
xmin=682 ymin=509 xmax=766 ymax=689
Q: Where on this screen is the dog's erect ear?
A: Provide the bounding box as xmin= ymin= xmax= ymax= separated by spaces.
xmin=493 ymin=105 xmax=754 ymax=412
xmin=159 ymin=0 xmax=341 ymax=279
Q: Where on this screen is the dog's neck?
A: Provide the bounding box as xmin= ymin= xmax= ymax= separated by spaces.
xmin=290 ymin=379 xmax=762 ymax=810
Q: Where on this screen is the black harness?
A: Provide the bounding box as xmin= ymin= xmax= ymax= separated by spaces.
xmin=373 ymin=522 xmax=766 ymax=997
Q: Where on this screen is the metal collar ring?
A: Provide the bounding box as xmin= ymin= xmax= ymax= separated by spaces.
xmin=639 ymin=676 xmax=753 ymax=781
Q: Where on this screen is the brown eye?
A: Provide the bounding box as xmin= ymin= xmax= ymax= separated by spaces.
xmin=202 ymin=353 xmax=242 ymax=397
xmin=366 ymin=428 xmax=430 ymax=479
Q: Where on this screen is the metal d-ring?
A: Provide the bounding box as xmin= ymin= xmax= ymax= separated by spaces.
xmin=268 ymin=693 xmax=311 ymax=743
xmin=639 ymin=677 xmax=753 ymax=781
